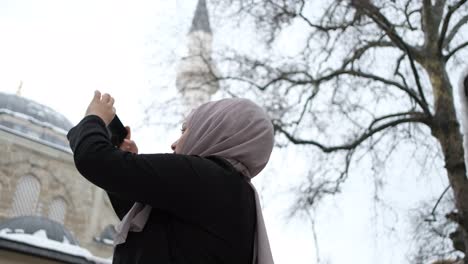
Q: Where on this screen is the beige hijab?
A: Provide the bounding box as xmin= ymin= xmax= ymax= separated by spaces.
xmin=114 ymin=98 xmax=275 ymax=264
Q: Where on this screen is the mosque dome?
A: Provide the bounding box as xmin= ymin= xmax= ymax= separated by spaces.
xmin=0 ymin=91 xmax=73 ymax=132
xmin=0 ymin=216 xmax=79 ymax=245
xmin=0 ymin=92 xmax=73 ymax=149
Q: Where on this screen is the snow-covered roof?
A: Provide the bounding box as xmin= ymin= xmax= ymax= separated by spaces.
xmin=0 ymin=216 xmax=112 ymax=264
xmin=0 ymin=216 xmax=79 ymax=245
xmin=0 ymin=123 xmax=72 ymax=154
xmin=0 ymin=92 xmax=73 ymax=150
xmin=0 ymin=92 xmax=73 ymax=132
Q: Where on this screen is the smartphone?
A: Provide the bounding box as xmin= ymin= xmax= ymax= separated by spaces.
xmin=107 ymin=115 xmax=128 ymax=147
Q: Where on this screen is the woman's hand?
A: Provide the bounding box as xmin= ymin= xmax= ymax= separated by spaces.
xmin=85 ymin=90 xmax=116 ymax=126
xmin=119 ymin=126 xmax=139 ymax=154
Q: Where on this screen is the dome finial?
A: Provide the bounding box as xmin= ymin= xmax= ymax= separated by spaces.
xmin=16 ymin=81 xmax=23 ymax=96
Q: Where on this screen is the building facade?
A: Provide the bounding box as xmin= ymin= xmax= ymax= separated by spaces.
xmin=0 ymin=92 xmax=119 ymax=263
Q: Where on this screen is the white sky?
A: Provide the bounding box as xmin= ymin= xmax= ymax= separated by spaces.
xmin=0 ymin=1 xmax=453 ymax=263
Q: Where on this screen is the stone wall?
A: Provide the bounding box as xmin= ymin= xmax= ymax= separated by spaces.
xmin=0 ymin=129 xmax=119 ymax=258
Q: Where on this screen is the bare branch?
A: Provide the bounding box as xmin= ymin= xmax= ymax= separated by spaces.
xmin=438 ymin=0 xmax=468 ymax=53
xmin=443 ymin=14 xmax=468 ymax=48
xmin=425 ymin=185 xmax=451 ymax=222
xmin=294 ymin=150 xmax=355 ymax=213
xmin=267 ymin=0 xmax=361 ymax=33
xmin=351 ymin=0 xmax=417 ymax=53
xmin=342 ymin=40 xmax=395 ymax=68
xmin=422 ymin=0 xmax=434 ymax=34
xmin=394 ymin=53 xmax=410 ymax=84
xmin=445 ymin=41 xmax=468 ymax=61
xmin=293 ymin=91 xmax=317 ymax=126
xmin=403 ymin=2 xmax=421 ymax=31
xmin=368 ymin=111 xmax=427 ymax=130
xmin=215 ymin=60 xmax=433 ymax=118
xmin=320 ymin=69 xmax=431 ymax=116
xmin=273 ymin=112 xmax=429 ymax=152
xmin=350 ymin=0 xmax=430 ymax=118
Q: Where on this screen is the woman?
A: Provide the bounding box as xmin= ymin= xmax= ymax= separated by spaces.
xmin=67 ymin=91 xmax=275 ymax=264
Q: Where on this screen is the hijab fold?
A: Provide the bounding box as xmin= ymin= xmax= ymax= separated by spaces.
xmin=114 ymin=98 xmax=275 ymax=264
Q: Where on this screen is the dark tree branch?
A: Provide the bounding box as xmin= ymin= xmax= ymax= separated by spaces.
xmin=444 ymin=41 xmax=468 ymax=61
xmin=267 ymin=0 xmax=360 ymax=32
xmin=425 ymin=185 xmax=451 ymax=222
xmin=351 ymin=0 xmax=416 ymax=53
xmin=438 ymin=0 xmax=468 ymax=53
xmin=215 ymin=64 xmax=432 ymax=118
xmin=273 ymin=112 xmax=429 ymax=152
xmin=321 ymin=69 xmax=431 ymax=116
xmin=394 ymin=53 xmax=409 ymax=84
xmin=422 ymin=0 xmax=434 ymax=34
xmin=293 ymin=91 xmax=317 ymax=126
xmin=423 ymin=0 xmax=445 ymax=47
xmin=350 ymin=0 xmax=430 ymax=119
xmin=368 ymin=111 xmax=428 ymax=130
xmin=296 ymin=150 xmax=355 ymax=212
xmin=443 ymin=14 xmax=468 ymax=48
xmin=342 ymin=40 xmax=395 ymax=68
xmin=403 ymin=1 xmax=421 ymax=31
xmin=300 ymin=13 xmax=359 ymax=32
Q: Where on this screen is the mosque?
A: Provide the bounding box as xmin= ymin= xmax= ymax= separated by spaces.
xmin=0 ymin=0 xmax=218 ymax=263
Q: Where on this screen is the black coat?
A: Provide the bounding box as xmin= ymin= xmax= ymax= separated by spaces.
xmin=67 ymin=115 xmax=256 ymax=264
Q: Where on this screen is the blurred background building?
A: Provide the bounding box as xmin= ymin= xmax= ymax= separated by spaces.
xmin=0 ymin=90 xmax=118 ymax=264
xmin=0 ymin=1 xmax=215 ymax=263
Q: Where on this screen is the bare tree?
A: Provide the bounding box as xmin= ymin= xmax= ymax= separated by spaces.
xmin=409 ymin=190 xmax=461 ymax=263
xmin=205 ymin=0 xmax=468 ymax=261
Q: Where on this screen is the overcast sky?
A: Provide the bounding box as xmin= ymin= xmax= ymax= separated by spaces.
xmin=0 ymin=1 xmax=453 ymax=263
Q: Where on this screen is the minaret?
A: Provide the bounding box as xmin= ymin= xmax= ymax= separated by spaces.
xmin=176 ymin=0 xmax=219 ymax=113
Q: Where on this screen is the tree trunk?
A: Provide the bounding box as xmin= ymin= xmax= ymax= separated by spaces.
xmin=427 ymin=58 xmax=468 ymax=262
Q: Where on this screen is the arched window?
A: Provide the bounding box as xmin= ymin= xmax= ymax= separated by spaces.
xmin=48 ymin=197 xmax=67 ymax=224
xmin=11 ymin=175 xmax=41 ymax=216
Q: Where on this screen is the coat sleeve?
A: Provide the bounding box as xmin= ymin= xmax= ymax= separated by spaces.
xmin=106 ymin=191 xmax=134 ymax=220
xmin=67 ymin=115 xmax=236 ymax=222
